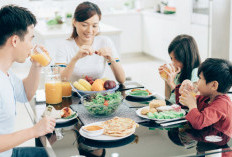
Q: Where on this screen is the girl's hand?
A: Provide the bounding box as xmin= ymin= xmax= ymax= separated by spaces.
xmin=166 ymin=63 xmax=181 ymax=89
xmin=74 ymin=45 xmax=94 ymax=60
xmin=95 ymin=47 xmax=113 ymax=61
xmin=179 ymin=89 xmax=197 ymax=110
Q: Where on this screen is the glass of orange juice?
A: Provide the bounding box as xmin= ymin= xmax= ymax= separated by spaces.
xmin=61 ymin=81 xmax=72 ymax=97
xmin=45 ymin=66 xmax=62 ymax=104
xmin=159 ymin=64 xmax=170 ymax=80
xmin=31 ymin=45 xmax=51 ymax=67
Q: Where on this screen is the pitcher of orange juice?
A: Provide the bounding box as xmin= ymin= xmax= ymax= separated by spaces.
xmin=31 ymin=45 xmax=51 ymax=67
xmin=45 ymin=66 xmax=62 ymax=104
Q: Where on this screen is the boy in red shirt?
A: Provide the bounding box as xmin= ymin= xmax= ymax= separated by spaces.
xmin=178 ymin=58 xmax=232 ymax=137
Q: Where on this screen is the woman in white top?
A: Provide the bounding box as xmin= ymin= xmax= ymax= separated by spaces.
xmin=55 ymin=2 xmax=125 ymax=83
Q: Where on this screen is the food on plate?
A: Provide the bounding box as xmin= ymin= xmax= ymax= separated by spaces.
xmin=73 ymin=79 xmax=92 ymax=91
xmin=149 ymin=108 xmax=157 ymax=113
xmin=84 ymin=125 xmax=103 ymax=131
xmin=73 ymin=81 xmax=89 ymax=91
xmin=156 ymin=106 xmax=173 ymax=112
xmin=171 ymin=104 xmax=182 ymax=112
xmin=149 ymin=100 xmax=166 ymax=108
xmin=103 ymin=117 xmax=139 ymax=137
xmin=91 ymin=79 xmax=105 ymax=91
xmin=129 ymin=89 xmax=152 ymax=96
xmin=141 ymin=108 xmax=149 ymax=115
xmin=104 ymin=80 xmax=116 ymax=90
xmin=83 ymin=92 xmax=122 ymax=116
xmin=147 ymin=110 xmax=184 ymax=119
xmin=42 ymin=105 xmax=61 ymax=119
xmin=43 ymin=105 xmax=76 ymax=119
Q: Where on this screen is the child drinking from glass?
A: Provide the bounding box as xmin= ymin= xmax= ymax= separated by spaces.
xmin=179 ymin=58 xmax=232 ymax=137
xmin=159 ymin=34 xmax=201 ymax=104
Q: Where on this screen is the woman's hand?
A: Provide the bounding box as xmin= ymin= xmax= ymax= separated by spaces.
xmin=179 ymin=89 xmax=197 ymax=110
xmin=74 ymin=45 xmax=94 ymax=60
xmin=95 ymin=47 xmax=113 ymax=61
xmin=165 ymin=63 xmax=181 ymax=90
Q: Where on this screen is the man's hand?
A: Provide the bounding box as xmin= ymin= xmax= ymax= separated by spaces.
xmin=32 ymin=116 xmax=56 ymax=138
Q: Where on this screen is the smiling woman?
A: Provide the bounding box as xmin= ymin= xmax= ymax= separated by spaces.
xmin=55 ymin=1 xmax=125 ymax=83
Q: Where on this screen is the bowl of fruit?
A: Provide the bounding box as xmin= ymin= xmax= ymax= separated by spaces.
xmin=73 ymin=76 xmax=119 ymax=95
xmin=82 ymin=92 xmax=123 ymax=117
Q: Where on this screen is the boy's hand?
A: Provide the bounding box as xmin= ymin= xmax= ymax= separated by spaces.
xmin=179 ymin=89 xmax=197 ymax=110
xmin=179 ymin=79 xmax=194 ymax=94
xmin=32 ymin=116 xmax=56 ymax=138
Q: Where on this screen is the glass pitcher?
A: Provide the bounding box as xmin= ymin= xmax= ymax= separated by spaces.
xmin=45 ymin=66 xmax=62 ymax=105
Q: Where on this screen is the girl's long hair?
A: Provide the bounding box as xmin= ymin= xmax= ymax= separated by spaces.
xmin=168 ymin=34 xmax=201 ymax=83
xmin=70 ymin=1 xmax=101 ymax=39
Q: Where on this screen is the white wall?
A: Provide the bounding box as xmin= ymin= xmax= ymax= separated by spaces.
xmin=211 ymin=0 xmax=231 ymax=59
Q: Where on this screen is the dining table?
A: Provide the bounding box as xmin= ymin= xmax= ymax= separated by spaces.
xmin=24 ymin=81 xmax=232 ymax=157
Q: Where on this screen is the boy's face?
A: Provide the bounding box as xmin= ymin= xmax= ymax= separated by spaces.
xmin=197 ymin=72 xmax=213 ymax=96
xmin=15 ymin=25 xmax=34 ymax=63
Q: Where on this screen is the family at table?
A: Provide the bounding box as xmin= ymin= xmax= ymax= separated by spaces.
xmin=0 ymin=1 xmax=232 ymax=157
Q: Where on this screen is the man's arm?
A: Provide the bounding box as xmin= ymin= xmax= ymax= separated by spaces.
xmin=0 ymin=117 xmax=55 ymax=152
xmin=23 ymin=62 xmax=41 ymax=101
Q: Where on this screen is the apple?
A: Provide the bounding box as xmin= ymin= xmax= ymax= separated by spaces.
xmin=104 ymin=80 xmax=116 ymax=90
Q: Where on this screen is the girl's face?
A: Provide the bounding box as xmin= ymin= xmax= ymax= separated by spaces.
xmin=73 ymin=14 xmax=100 ymax=41
xmin=169 ymin=51 xmax=183 ymax=70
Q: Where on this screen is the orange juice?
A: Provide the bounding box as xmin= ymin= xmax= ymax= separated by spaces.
xmin=160 ymin=67 xmax=170 ymax=80
xmin=62 ymin=82 xmax=72 ymax=97
xmin=45 ymin=82 xmax=62 ymax=104
xmin=31 ymin=53 xmax=50 ymax=67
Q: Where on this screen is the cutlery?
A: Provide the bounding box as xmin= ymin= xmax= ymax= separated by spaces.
xmin=118 ymin=86 xmax=144 ymax=91
xmin=160 ymin=119 xmax=187 ymax=127
xmin=129 ymin=106 xmax=146 ymax=108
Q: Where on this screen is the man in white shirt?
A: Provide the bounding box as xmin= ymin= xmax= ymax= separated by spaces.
xmin=0 ymin=5 xmax=56 ymax=157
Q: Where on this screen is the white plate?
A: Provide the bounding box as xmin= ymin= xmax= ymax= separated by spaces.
xmin=56 ymin=112 xmax=78 ymax=124
xmin=136 ymin=106 xmax=186 ymax=121
xmin=126 ymin=89 xmax=153 ymax=99
xmin=73 ymin=84 xmax=119 ymax=95
xmin=79 ymin=122 xmax=135 ymax=141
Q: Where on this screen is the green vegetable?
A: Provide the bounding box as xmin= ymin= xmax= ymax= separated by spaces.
xmin=129 ymin=90 xmax=149 ymax=96
xmin=84 ymin=92 xmax=122 ymax=116
xmin=147 ymin=110 xmax=184 ymax=119
xmin=62 ymin=113 xmax=76 ymax=119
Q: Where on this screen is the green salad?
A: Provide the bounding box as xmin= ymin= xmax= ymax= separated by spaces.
xmin=147 ymin=111 xmax=184 ymax=119
xmin=84 ymin=92 xmax=122 ymax=116
xmin=129 ymin=90 xmax=149 ymax=96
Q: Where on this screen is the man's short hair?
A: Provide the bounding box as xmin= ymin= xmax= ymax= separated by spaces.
xmin=198 ymin=58 xmax=232 ymax=93
xmin=0 ymin=5 xmax=37 ymax=47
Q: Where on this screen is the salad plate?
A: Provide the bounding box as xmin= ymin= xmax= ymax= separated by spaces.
xmin=126 ymin=89 xmax=153 ymax=99
xmin=136 ymin=106 xmax=186 ymax=121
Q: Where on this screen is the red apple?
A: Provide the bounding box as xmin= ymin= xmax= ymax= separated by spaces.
xmin=104 ymin=80 xmax=116 ymax=90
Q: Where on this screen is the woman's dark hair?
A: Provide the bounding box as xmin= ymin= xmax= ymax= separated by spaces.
xmin=71 ymin=1 xmax=101 ymax=39
xmin=168 ymin=34 xmax=201 ymax=83
xmin=0 ymin=5 xmax=37 ymax=47
xmin=198 ymin=58 xmax=232 ymax=93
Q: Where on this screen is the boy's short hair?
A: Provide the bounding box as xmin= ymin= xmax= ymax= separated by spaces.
xmin=198 ymin=58 xmax=232 ymax=93
xmin=0 ymin=5 xmax=37 ymax=47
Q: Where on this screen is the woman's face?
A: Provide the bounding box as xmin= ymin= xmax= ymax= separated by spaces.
xmin=169 ymin=51 xmax=183 ymax=70
xmin=74 ymin=14 xmax=100 ymax=41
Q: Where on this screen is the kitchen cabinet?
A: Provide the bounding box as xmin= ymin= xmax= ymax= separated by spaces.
xmin=102 ymin=11 xmax=142 ymax=54
xmin=142 ymin=11 xmax=208 ymax=61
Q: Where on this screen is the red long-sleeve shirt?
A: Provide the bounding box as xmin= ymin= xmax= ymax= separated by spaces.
xmin=185 ymin=95 xmax=232 ymax=137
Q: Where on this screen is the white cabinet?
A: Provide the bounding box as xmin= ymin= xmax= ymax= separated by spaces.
xmin=142 ymin=11 xmax=208 ymax=62
xmin=102 ymin=12 xmax=142 ymax=54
